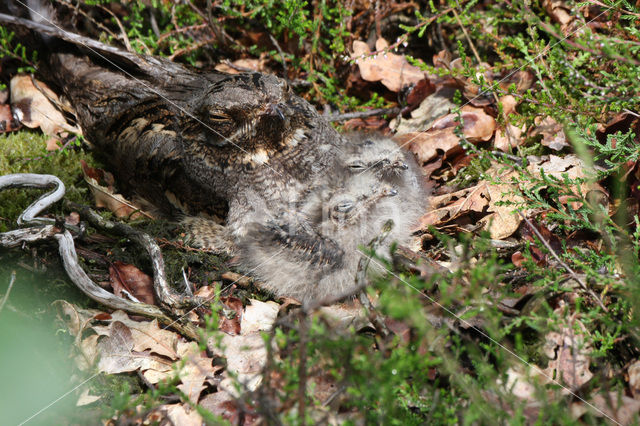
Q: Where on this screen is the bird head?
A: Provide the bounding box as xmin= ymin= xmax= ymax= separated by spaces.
xmin=183 ymin=73 xmax=314 ymax=165
xmin=326 ymin=172 xmax=397 ymax=226
xmin=345 ymin=137 xmax=409 ymax=177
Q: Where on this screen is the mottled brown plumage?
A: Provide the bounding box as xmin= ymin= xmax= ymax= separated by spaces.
xmin=3 ymin=2 xmax=345 ymax=221
xmin=1 ymin=2 xmax=429 ymax=304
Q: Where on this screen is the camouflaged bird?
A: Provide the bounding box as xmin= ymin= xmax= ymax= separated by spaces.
xmin=237 ymin=134 xmax=428 ymax=304
xmin=1 ymin=1 xmax=428 ymax=304
xmin=238 ymin=170 xmax=400 ymax=303
xmin=340 ymin=134 xmax=428 ymax=246
xmin=3 ymin=1 xmax=348 ymax=233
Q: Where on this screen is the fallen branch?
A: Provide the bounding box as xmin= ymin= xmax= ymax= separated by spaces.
xmin=327 ymin=107 xmax=401 ymax=122
xmin=0 ymin=173 xmax=65 ymax=225
xmin=0 ymin=173 xmax=200 ymax=339
xmin=67 ymin=201 xmax=206 ymax=311
xmin=0 ymin=270 xmax=16 ymax=314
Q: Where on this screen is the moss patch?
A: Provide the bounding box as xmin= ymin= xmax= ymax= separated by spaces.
xmin=0 ymin=131 xmax=96 ymax=232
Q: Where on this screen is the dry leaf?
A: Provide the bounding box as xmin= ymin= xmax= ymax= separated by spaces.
xmin=420 ymin=155 xmax=600 ymax=238
xmin=199 ymin=392 xmax=260 ymax=425
xmin=417 ymin=166 xmax=524 ymax=239
xmin=629 ymin=361 xmax=640 ymax=399
xmin=10 ymin=75 xmax=80 ymax=136
xmin=54 ymin=299 xmax=104 ymax=338
xmin=532 ymin=116 xmax=569 ymax=151
xmin=398 ymin=106 xmax=496 ymax=164
xmin=352 ymin=38 xmax=426 ymax=92
xmin=499 ymin=95 xmax=519 ymax=116
xmin=214 ymin=58 xmax=267 ymax=74
xmin=500 ymin=367 xmax=539 ymax=400
xmin=91 ymin=310 xmax=179 ymax=360
xmin=494 ymin=124 xmax=524 ymax=152
xmin=318 ymin=303 xmax=372 ymax=332
xmin=81 ymin=160 xmax=153 ymax=219
xmin=391 ymin=90 xmax=456 ymax=134
xmin=0 ymin=103 xmax=21 ymax=133
xmin=97 ymin=321 xmax=174 ymax=375
xmin=109 ymin=261 xmax=156 ymax=305
xmin=543 ymin=317 xmax=593 ymax=390
xmin=498 ymin=70 xmax=535 ymax=94
xmin=76 ymin=388 xmax=101 ymax=407
xmin=478 ymin=181 xmax=524 ymax=240
xmin=534 ymin=154 xmax=599 ymax=210
xmin=176 ymin=341 xmax=220 ymax=404
xmin=210 ymin=332 xmax=271 ymax=396
xmin=543 ymin=0 xmax=574 ymax=28
xmin=163 ymin=403 xmax=204 ymax=426
xmin=219 ymin=296 xmax=244 ymax=335
xmin=241 ymin=299 xmax=279 ymax=335
xmin=571 ymin=391 xmax=640 ymax=425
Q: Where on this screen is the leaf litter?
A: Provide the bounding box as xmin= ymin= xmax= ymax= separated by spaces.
xmin=6 ymin=4 xmax=640 ymax=423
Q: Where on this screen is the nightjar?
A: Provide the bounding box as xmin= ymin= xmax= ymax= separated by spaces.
xmin=237 ymin=170 xmax=400 ymax=304
xmin=339 ymin=134 xmax=428 ymax=247
xmin=1 ymin=1 xmax=428 ymax=305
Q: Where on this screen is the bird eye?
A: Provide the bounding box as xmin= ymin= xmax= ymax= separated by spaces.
xmin=334 ymin=201 xmax=354 ymax=212
xmin=208 ymin=110 xmax=232 ymax=122
xmin=348 ymin=160 xmax=366 ymax=170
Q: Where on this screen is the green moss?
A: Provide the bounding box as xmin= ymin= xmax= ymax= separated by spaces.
xmin=0 ymin=131 xmax=96 ymax=232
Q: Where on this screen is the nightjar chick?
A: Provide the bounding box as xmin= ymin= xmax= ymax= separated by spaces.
xmin=238 ymin=171 xmax=399 ymax=304
xmin=338 ymin=133 xmax=429 ymax=248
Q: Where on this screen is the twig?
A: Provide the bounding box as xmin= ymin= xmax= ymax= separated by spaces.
xmin=67 ymin=201 xmax=206 ymax=311
xmin=168 ymin=39 xmax=216 ymax=61
xmin=297 ymin=313 xmax=309 ymax=426
xmin=0 ymin=271 xmax=17 ymax=314
xmin=187 ymin=0 xmax=230 ymax=47
xmin=148 ymin=7 xmax=161 ymax=39
xmin=22 ymin=136 xmax=79 ymax=163
xmin=0 ymin=173 xmax=200 ymax=339
xmin=0 ymin=174 xmax=65 ymax=226
xmin=54 ymin=230 xmax=199 ymax=338
xmin=96 ymin=3 xmax=133 ymax=52
xmin=327 ymin=107 xmax=400 ymax=122
xmin=452 ymin=7 xmax=516 ymax=149
xmin=268 ymin=34 xmax=289 ymax=77
xmin=0 ymin=225 xmax=59 ymax=248
xmin=56 ymin=0 xmax=124 ymax=49
xmin=517 ymin=210 xmax=608 ymax=312
xmin=0 ymin=12 xmax=190 ymax=83
xmin=355 ymin=220 xmax=394 ymax=340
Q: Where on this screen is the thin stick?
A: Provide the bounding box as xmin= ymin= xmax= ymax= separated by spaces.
xmin=297 ymin=313 xmax=309 ymax=426
xmin=517 ymin=210 xmax=608 ymax=312
xmin=67 ymin=201 xmax=205 ymax=311
xmin=0 ymin=271 xmax=17 ymax=314
xmin=327 ymin=107 xmax=401 ymax=122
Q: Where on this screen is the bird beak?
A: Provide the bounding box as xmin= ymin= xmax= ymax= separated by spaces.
xmin=266 ymin=103 xmax=286 ymax=121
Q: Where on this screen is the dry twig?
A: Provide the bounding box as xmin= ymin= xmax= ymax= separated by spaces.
xmin=0 ymin=173 xmax=200 ymax=339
